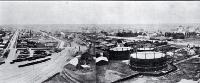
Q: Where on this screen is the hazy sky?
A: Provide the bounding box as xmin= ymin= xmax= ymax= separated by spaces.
xmin=0 ymin=1 xmax=200 ymax=24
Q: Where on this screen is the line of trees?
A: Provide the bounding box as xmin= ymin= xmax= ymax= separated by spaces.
xmin=116 ymin=31 xmax=147 ymax=37
xmin=165 ymin=32 xmax=185 ymax=39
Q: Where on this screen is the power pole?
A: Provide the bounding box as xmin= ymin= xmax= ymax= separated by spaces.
xmin=93 ymin=26 xmax=97 ymax=56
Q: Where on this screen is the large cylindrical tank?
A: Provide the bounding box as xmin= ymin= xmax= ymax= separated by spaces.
xmin=108 ymin=47 xmax=132 ymax=60
xmin=129 ymin=51 xmax=168 ymax=71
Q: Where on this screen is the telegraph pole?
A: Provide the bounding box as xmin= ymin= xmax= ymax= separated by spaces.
xmin=93 ymin=26 xmax=97 ymax=56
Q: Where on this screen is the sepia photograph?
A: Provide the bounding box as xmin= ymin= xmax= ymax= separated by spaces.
xmin=0 ymin=1 xmax=200 ymax=83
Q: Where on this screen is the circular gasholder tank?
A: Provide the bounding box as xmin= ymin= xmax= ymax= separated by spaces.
xmin=108 ymin=47 xmax=132 ymax=60
xmin=130 ymin=51 xmax=168 ymax=71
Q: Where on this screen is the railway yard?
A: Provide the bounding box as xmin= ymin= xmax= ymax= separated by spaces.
xmin=0 ymin=27 xmax=88 ymax=83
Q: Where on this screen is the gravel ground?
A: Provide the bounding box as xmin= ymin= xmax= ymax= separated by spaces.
xmin=96 ymin=60 xmax=138 ymax=83
xmin=157 ymin=58 xmax=200 ymax=83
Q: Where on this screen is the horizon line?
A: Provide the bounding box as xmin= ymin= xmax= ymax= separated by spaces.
xmin=0 ymin=23 xmax=200 ymax=25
